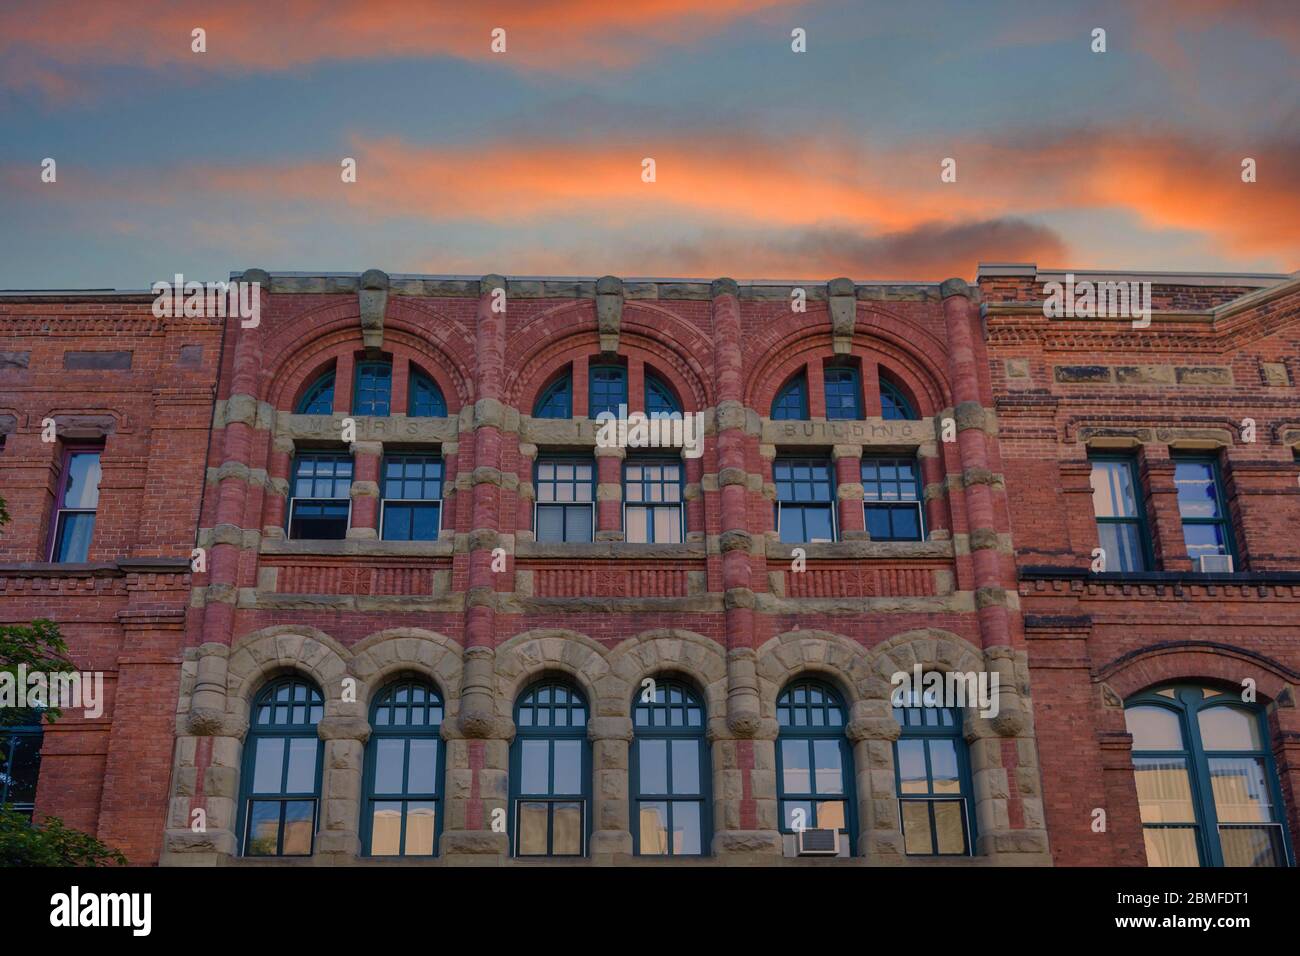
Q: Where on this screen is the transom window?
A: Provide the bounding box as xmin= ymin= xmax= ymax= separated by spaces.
xmin=645 ymin=374 xmax=681 ymax=415
xmin=534 ymin=457 xmax=595 ymax=543
xmin=511 ymin=679 xmax=590 ymax=857
xmin=589 ymin=365 xmax=628 ymax=418
xmin=381 ymin=455 xmax=443 ymax=541
xmin=624 ymin=458 xmax=683 ymax=543
xmin=893 ymin=689 xmax=974 ymax=856
xmin=771 ymin=375 xmax=808 ymax=420
xmin=0 ymin=710 xmax=43 ymax=820
xmin=823 ymin=366 xmax=861 ymax=420
xmin=861 ymin=457 xmax=923 ymax=541
xmin=240 ymin=677 xmax=324 ymax=857
xmin=1126 ymin=684 xmax=1291 ymax=867
xmin=1089 ymin=455 xmax=1152 ymax=572
xmin=1173 ymin=456 xmax=1235 ymax=568
xmin=632 ymin=679 xmax=709 ymax=856
xmin=364 ymin=679 xmax=444 ymax=857
xmin=288 ymin=452 xmax=352 ymax=540
xmin=296 ymin=371 xmax=335 ymax=414
xmin=776 ymin=679 xmax=854 ymax=850
xmin=50 ymin=447 xmax=102 ymax=563
xmin=774 ymin=458 xmax=836 ymax=543
xmin=880 ymin=378 xmax=917 ymax=420
xmin=408 ymin=370 xmax=447 ymax=417
xmin=353 ymin=360 xmax=392 ymax=416
xmin=533 ymin=373 xmax=572 ymax=419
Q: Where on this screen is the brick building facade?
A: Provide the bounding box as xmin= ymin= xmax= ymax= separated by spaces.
xmin=1 ymin=264 xmax=1296 ymax=867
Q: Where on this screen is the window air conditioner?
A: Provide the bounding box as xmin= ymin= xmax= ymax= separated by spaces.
xmin=1199 ymin=554 xmax=1234 ymax=573
xmin=795 ymin=828 xmax=840 ymax=856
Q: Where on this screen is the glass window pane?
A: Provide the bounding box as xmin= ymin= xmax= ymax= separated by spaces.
xmin=1133 ymin=757 xmax=1197 ymax=823
xmin=933 ymin=800 xmax=966 ymax=854
xmin=535 ymin=507 xmax=564 ymax=542
xmin=927 ymin=740 xmax=961 ymax=794
xmin=1091 ymin=460 xmax=1138 ymax=518
xmin=815 ymin=800 xmax=846 ymax=831
xmin=285 ymin=737 xmax=317 ymax=793
xmin=1098 ymin=522 xmax=1146 ymax=572
xmin=639 ymin=739 xmax=668 ymax=795
xmin=246 ymin=801 xmax=282 ymax=856
xmin=1198 ymin=707 xmax=1262 ymax=751
xmin=370 ymin=801 xmax=403 ymax=855
xmin=1183 ymin=522 xmax=1228 ymax=561
xmin=552 ymin=802 xmax=583 ymax=855
xmin=252 ymin=738 xmax=285 ymax=793
xmin=1125 ymin=706 xmax=1184 ymax=750
xmin=781 ymin=739 xmax=811 ymax=793
xmin=54 ymin=512 xmax=96 ymax=562
xmin=520 ymin=740 xmax=551 ymax=795
xmin=1219 ymin=825 xmax=1285 ymax=867
xmin=639 ymin=801 xmax=669 ymax=855
xmin=1208 ymin=757 xmax=1274 ymax=823
xmin=654 ymin=507 xmax=681 ymax=543
xmin=517 ymin=802 xmax=549 ymax=855
xmin=1175 ymin=461 xmax=1220 ymax=517
xmin=670 ymin=740 xmax=700 ymax=795
xmin=63 ymin=453 xmax=102 ymax=508
xmin=405 ymin=801 xmax=437 ymax=855
xmin=812 ymin=739 xmax=843 ymax=795
xmin=1143 ymin=826 xmax=1201 ymax=866
xmin=371 ymin=738 xmax=405 ymax=794
xmin=407 ymin=738 xmax=439 ymax=794
xmin=552 ymin=740 xmax=582 ymax=795
xmin=782 ymin=800 xmax=813 ymax=830
xmin=901 ymin=802 xmax=933 ymax=854
xmin=282 ymin=800 xmax=315 ymax=855
xmin=673 ymin=802 xmax=702 ymax=855
xmin=626 ymin=507 xmax=648 ymax=543
xmin=565 ymin=506 xmax=593 ymax=542
xmin=897 ymin=739 xmax=928 ymax=794
xmin=804 ymin=506 xmax=834 ymax=543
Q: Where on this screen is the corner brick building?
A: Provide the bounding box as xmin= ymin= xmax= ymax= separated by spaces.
xmin=1 ymin=265 xmax=1296 ymax=868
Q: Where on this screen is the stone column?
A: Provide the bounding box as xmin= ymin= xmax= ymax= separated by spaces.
xmin=848 ymin=697 xmax=906 ymax=860
xmin=348 ymin=440 xmax=382 ymax=539
xmin=595 ymin=446 xmax=624 ymax=541
xmin=263 ymin=435 xmax=293 ymax=541
xmin=316 ymin=715 xmax=371 ymax=858
xmin=589 ymin=716 xmax=633 ymax=858
xmin=441 ymin=726 xmax=512 ymax=859
xmin=833 ymin=443 xmax=865 ymax=539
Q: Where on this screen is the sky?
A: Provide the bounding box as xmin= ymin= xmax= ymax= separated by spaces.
xmin=1 ymin=0 xmax=1297 ymax=289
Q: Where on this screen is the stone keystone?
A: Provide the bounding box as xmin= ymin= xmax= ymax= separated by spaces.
xmin=359 ymin=269 xmax=389 ymax=349
xmin=828 ymin=277 xmax=857 ymax=354
xmin=596 ymin=276 xmax=624 ymax=353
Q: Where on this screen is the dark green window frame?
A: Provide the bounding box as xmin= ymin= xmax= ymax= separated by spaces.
xmin=588 ymin=365 xmax=628 ymax=419
xmin=623 ymin=457 xmax=684 ymax=544
xmin=533 ymin=373 xmax=572 ymax=419
xmin=509 ymin=677 xmax=591 ymax=857
xmin=861 ymin=456 xmax=924 ymax=541
xmin=352 ymin=360 xmax=393 ymax=416
xmin=296 ymin=370 xmax=335 ymax=414
xmin=1125 ymin=684 xmax=1293 ymax=868
xmin=823 ymin=366 xmax=862 ymax=420
xmin=1172 ymin=454 xmax=1237 ymax=568
xmin=408 ymin=369 xmax=447 ymax=417
xmin=879 ymin=378 xmax=917 ymax=420
xmin=380 ymin=454 xmax=443 ymax=541
xmin=773 ymin=458 xmax=837 ymax=543
xmin=1088 ymin=453 xmax=1154 ymax=572
xmin=771 ymin=375 xmax=808 ymax=420
xmin=361 ymin=678 xmax=445 ymax=857
xmin=630 ymin=678 xmax=711 ymax=856
xmin=893 ymin=692 xmax=975 ymax=856
xmin=237 ymin=676 xmax=324 ymax=857
xmin=534 ymin=456 xmax=595 ymax=543
xmin=776 ymin=679 xmax=857 ymax=853
xmin=0 ymin=710 xmax=44 ymax=820
xmin=288 ymin=452 xmax=352 ymax=540
xmin=645 ymin=374 xmax=681 ymax=415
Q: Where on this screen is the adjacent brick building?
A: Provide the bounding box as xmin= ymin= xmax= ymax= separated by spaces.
xmin=1 ymin=264 xmax=1296 ymax=868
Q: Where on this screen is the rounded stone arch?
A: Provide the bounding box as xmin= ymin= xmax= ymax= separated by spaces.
xmin=755 ymin=629 xmax=872 ymax=719
xmin=1099 ymin=641 xmax=1298 ymax=710
xmin=867 ymin=628 xmax=986 ymax=693
xmin=349 ymin=628 xmax=464 ymax=720
xmin=607 ymin=629 xmax=728 ymax=721
xmin=225 ymin=624 xmax=353 ymax=720
xmin=494 ymin=628 xmax=618 ymax=718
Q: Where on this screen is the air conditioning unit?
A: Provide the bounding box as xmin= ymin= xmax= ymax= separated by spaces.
xmin=1199 ymin=554 xmax=1234 ymax=573
xmin=795 ymin=828 xmax=840 ymax=856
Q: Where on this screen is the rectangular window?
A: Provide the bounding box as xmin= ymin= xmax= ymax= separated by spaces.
xmin=1089 ymin=455 xmax=1151 ymax=572
xmin=861 ymin=457 xmax=923 ymax=541
xmin=50 ymin=447 xmax=102 ymax=562
xmin=0 ymin=725 xmax=42 ymax=820
xmin=1173 ymin=456 xmax=1235 ymax=569
xmin=534 ymin=457 xmax=595 ymax=543
xmin=588 ymin=366 xmax=627 ymax=419
xmin=823 ymin=366 xmax=861 ymax=420
xmin=288 ymin=453 xmax=352 ymax=540
xmin=353 ymin=361 xmax=392 ymax=416
xmin=624 ymin=458 xmax=683 ymax=544
xmin=774 ymin=458 xmax=836 ymax=543
xmin=381 ymin=455 xmax=443 ymax=541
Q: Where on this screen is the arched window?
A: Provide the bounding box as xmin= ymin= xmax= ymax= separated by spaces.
xmin=1125 ymin=684 xmax=1291 ymax=867
xmin=632 ymin=678 xmax=709 ymax=856
xmin=771 ymin=374 xmax=808 ymax=420
xmin=777 ymin=678 xmax=855 ymax=854
xmin=408 ymin=369 xmax=447 ymax=417
xmin=589 ymin=365 xmax=628 ymax=418
xmin=510 ymin=678 xmax=590 ymax=857
xmin=296 ymin=371 xmax=335 ymax=414
xmin=533 ymin=373 xmax=572 ymax=419
xmin=893 ymin=684 xmax=974 ymax=855
xmin=879 ymin=377 xmax=917 ymax=420
xmin=645 ymin=373 xmax=681 ymax=415
xmin=353 ymin=360 xmax=392 ymax=416
xmin=823 ymin=366 xmax=861 ymax=420
xmin=363 ymin=678 xmax=444 ymax=857
xmin=239 ymin=676 xmax=324 ymax=857
xmin=0 ymin=709 xmax=44 ymax=820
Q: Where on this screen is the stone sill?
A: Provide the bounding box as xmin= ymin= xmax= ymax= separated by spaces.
xmin=515 ymin=541 xmax=707 ymax=561
xmin=764 ymin=540 xmax=954 ymax=561
xmin=1018 ymin=566 xmax=1300 ymax=585
xmin=260 ymin=538 xmax=455 ymax=558
xmin=0 ymin=558 xmax=190 ymax=577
